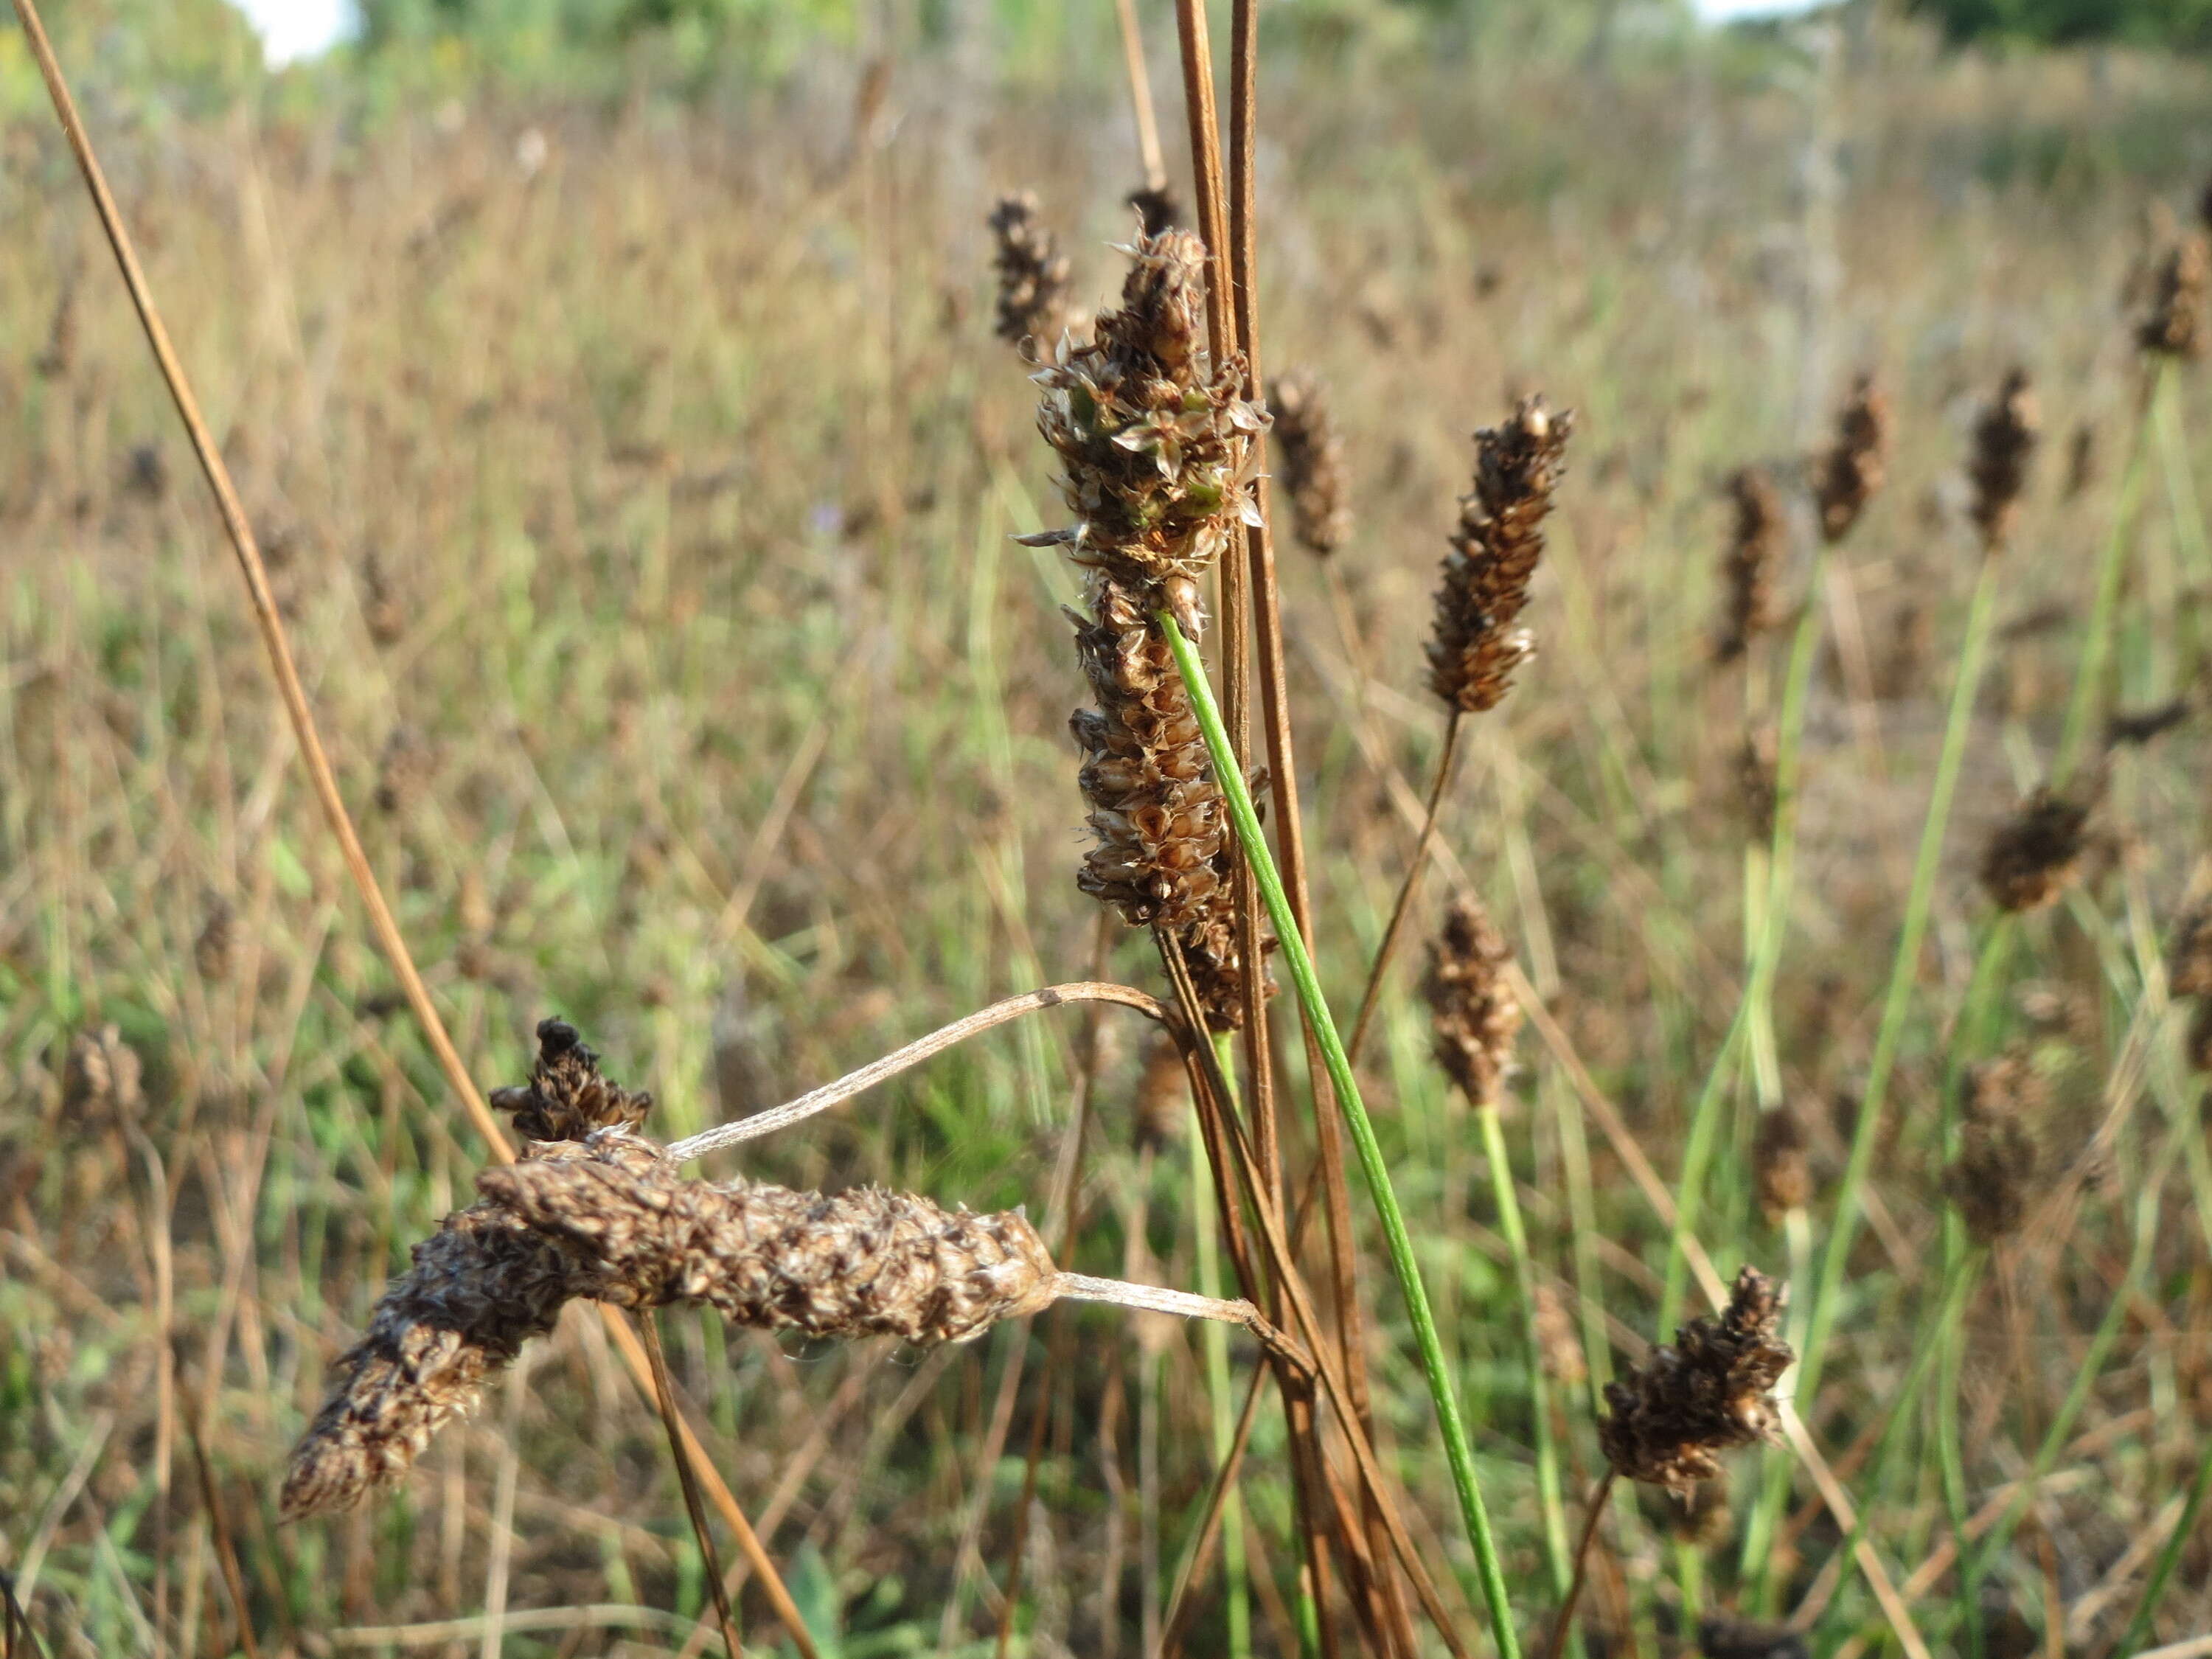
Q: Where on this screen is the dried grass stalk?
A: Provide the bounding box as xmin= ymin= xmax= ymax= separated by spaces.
xmin=1598 ymin=1267 xmax=1792 ymax=1496
xmin=1426 ymin=396 xmax=1574 ymax=713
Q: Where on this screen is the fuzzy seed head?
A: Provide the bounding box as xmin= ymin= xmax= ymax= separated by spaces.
xmin=1752 ymin=1105 xmax=1812 ymax=1223
xmin=2168 ymin=896 xmax=2212 ymax=1001
xmin=1422 ymin=898 xmax=1523 ymax=1110
xmin=63 ymin=1024 xmax=143 ymax=1123
xmin=988 ymin=192 xmax=1072 ymax=361
xmin=1127 ymin=185 xmax=1180 ymax=238
xmin=1026 ymin=228 xmax=1265 ymax=606
xmin=195 ymin=898 xmax=234 ymax=983
xmin=1598 ymin=1267 xmax=1793 ymax=1495
xmin=1968 ymin=367 xmax=2040 ymax=552
xmin=1979 ymin=787 xmax=2092 ymax=913
xmin=488 ymin=1018 xmax=654 ymax=1144
xmin=1426 ymin=397 xmax=1574 ymax=713
xmin=1700 ymin=1615 xmax=1810 ymax=1659
xmin=1714 ymin=466 xmax=1783 ymax=663
xmin=1268 ymin=369 xmax=1352 ymax=557
xmin=2138 ymin=232 xmax=2209 ymax=360
xmin=1946 ymin=1054 xmax=2042 ymax=1245
xmin=1814 ymin=373 xmax=1891 ymax=543
xmin=1132 ymin=1031 xmax=1190 ymax=1153
xmin=1734 ymin=724 xmax=1778 ymax=846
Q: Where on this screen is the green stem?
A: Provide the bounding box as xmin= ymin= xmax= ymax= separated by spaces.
xmin=1476 ymin=1101 xmax=1573 ymax=1607
xmin=1157 ymin=611 xmax=1522 ymax=1659
xmin=2112 ymin=1390 xmax=2212 ymax=1657
xmin=1760 ymin=554 xmax=2004 ymax=1592
xmin=2056 ymin=364 xmax=2161 ymax=785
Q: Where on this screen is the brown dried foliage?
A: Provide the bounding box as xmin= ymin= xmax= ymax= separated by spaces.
xmin=1713 ymin=466 xmax=1782 ymax=662
xmin=1967 ymin=367 xmax=2039 ymax=552
xmin=1426 ymin=396 xmax=1574 ymax=712
xmin=1814 ymin=372 xmax=1891 ymax=544
xmin=1268 ymin=368 xmax=1351 ymax=556
xmin=1422 ymin=897 xmax=1523 ymax=1110
xmin=1598 ymin=1266 xmax=1792 ymax=1495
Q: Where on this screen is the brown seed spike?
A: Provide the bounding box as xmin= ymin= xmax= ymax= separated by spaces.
xmin=987 ymin=192 xmax=1072 ymax=362
xmin=1025 ymin=227 xmax=1265 ymax=613
xmin=1425 ymin=396 xmax=1574 ymax=713
xmin=1268 ymin=368 xmax=1352 ymax=557
xmin=1598 ymin=1267 xmax=1793 ymax=1495
xmin=1422 ymin=898 xmax=1523 ymax=1110
xmin=1713 ymin=466 xmax=1784 ymax=663
xmin=1946 ymin=1055 xmax=2042 ymax=1245
xmin=488 ymin=1018 xmax=654 ymax=1145
xmin=2138 ymin=232 xmax=2209 ymax=360
xmin=1814 ymin=373 xmax=1891 ymax=544
xmin=1132 ymin=1030 xmax=1190 ymax=1153
xmin=2168 ymin=896 xmax=2212 ymax=1001
xmin=1967 ymin=368 xmax=2040 ymax=553
xmin=482 ymin=1138 xmax=1060 ymax=1346
xmin=1752 ymin=1105 xmax=1812 ymax=1223
xmin=1733 ymin=725 xmax=1779 ymax=846
xmin=1127 ymin=184 xmax=1180 ymax=238
xmin=1700 ymin=1615 xmax=1810 ymax=1659
xmin=1979 ymin=787 xmax=2092 ymax=913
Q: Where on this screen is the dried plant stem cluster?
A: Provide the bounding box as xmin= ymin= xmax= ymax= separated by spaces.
xmin=1426 ymin=397 xmax=1574 ymax=713
xmin=1814 ymin=372 xmax=1891 ymax=543
xmin=283 ymin=1022 xmax=1250 ymax=1518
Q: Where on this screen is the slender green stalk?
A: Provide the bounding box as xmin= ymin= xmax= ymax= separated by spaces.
xmin=2056 ymin=365 xmax=2160 ymax=784
xmin=1749 ymin=554 xmax=2006 ymax=1601
xmin=1475 ymin=1102 xmax=1573 ymax=1604
xmin=1191 ymin=1073 xmax=1253 ymax=1659
xmin=1157 ymin=611 xmax=1523 ymax=1659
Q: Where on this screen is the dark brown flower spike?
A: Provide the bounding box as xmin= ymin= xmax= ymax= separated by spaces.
xmin=1979 ymin=787 xmax=2093 ymax=914
xmin=1423 ymin=897 xmax=1523 ymax=1110
xmin=1967 ymin=367 xmax=2039 ymax=553
xmin=1426 ymin=396 xmax=1575 ymax=713
xmin=1753 ymin=1105 xmax=1812 ymax=1224
xmin=1814 ymin=372 xmax=1891 ymax=544
xmin=2138 ymin=232 xmax=2208 ymax=361
xmin=1714 ymin=466 xmax=1783 ymax=662
xmin=987 ymin=192 xmax=1072 ymax=361
xmin=1946 ymin=1054 xmax=2042 ymax=1245
xmin=1598 ymin=1266 xmax=1793 ymax=1495
xmin=1268 ymin=368 xmax=1352 ymax=556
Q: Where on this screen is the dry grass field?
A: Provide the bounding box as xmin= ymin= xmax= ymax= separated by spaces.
xmin=4 ymin=9 xmax=2212 ymax=1655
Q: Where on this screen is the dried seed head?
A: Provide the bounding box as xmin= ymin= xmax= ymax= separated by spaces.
xmin=1024 ymin=227 xmax=1265 ymax=611
xmin=1067 ymin=574 xmax=1231 ymax=932
xmin=987 ymin=192 xmax=1072 ymax=361
xmin=1422 ymin=897 xmax=1523 ymax=1110
xmin=195 ymin=897 xmax=234 ymax=983
xmin=1733 ymin=724 xmax=1778 ymax=845
xmin=2106 ymin=698 xmax=2190 ymax=748
xmin=1127 ymin=184 xmax=1181 ymax=238
xmin=1598 ymin=1266 xmax=1793 ymax=1495
xmin=1713 ymin=467 xmax=1784 ymax=663
xmin=1268 ymin=369 xmax=1351 ymax=557
xmin=360 ymin=552 xmax=407 ymax=647
xmin=1946 ymin=1054 xmax=2042 ymax=1245
xmin=1979 ymin=787 xmax=2092 ymax=913
xmin=374 ymin=726 xmax=434 ymax=817
xmin=1132 ymin=1030 xmax=1190 ymax=1154
xmin=63 ymin=1025 xmax=143 ymax=1122
xmin=2138 ymin=232 xmax=2209 ymax=360
xmin=2186 ymin=1001 xmax=2212 ymax=1074
xmin=487 ymin=1018 xmax=654 ymax=1145
xmin=1533 ymin=1281 xmax=1587 ymax=1389
xmin=1172 ymin=888 xmax=1271 ymax=1034
xmin=1700 ymin=1615 xmax=1810 ymax=1659
xmin=1967 ymin=368 xmax=2039 ymax=552
xmin=484 ymin=1141 xmax=1060 ymax=1346
xmin=1426 ymin=397 xmax=1575 ymax=713
xmin=2168 ymin=897 xmax=2212 ymax=1001
xmin=279 ymin=1181 xmax=579 ymax=1519
xmin=1752 ymin=1105 xmax=1812 ymax=1223
xmin=1814 ymin=373 xmax=1891 ymax=544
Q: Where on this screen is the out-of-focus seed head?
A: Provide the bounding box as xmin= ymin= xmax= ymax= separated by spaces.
xmin=1024 ymin=228 xmax=1266 ymax=617
xmin=1426 ymin=396 xmax=1575 ymax=713
xmin=1967 ymin=367 xmax=2040 ymax=552
xmin=195 ymin=897 xmax=234 ymax=983
xmin=360 ymin=552 xmax=407 ymax=647
xmin=1700 ymin=1615 xmax=1811 ymax=1659
xmin=987 ymin=192 xmax=1072 ymax=362
xmin=1946 ymin=1054 xmax=2042 ymax=1245
xmin=1127 ymin=184 xmax=1181 ymax=238
xmin=1979 ymin=787 xmax=2093 ymax=914
xmin=2168 ymin=894 xmax=2212 ymax=1000
xmin=1714 ymin=466 xmax=1783 ymax=663
xmin=1663 ymin=1477 xmax=1733 ymax=1548
xmin=63 ymin=1024 xmax=143 ymax=1124
xmin=1268 ymin=369 xmax=1352 ymax=557
xmin=1533 ymin=1281 xmax=1587 ymax=1388
xmin=1132 ymin=1030 xmax=1189 ymax=1154
xmin=1733 ymin=724 xmax=1778 ymax=845
xmin=2106 ymin=698 xmax=2191 ymax=748
xmin=2187 ymin=1001 xmax=2212 ymax=1074
xmin=1598 ymin=1266 xmax=1793 ymax=1495
xmin=2063 ymin=422 xmax=2097 ymax=501
xmin=1752 ymin=1105 xmax=1812 ymax=1223
xmin=1422 ymin=897 xmax=1523 ymax=1110
xmin=1814 ymin=372 xmax=1891 ymax=543
xmin=2138 ymin=232 xmax=2209 ymax=360
xmin=374 ymin=725 xmax=434 ymax=817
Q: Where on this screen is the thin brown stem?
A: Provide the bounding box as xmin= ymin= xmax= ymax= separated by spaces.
xmin=184 ymin=1413 xmax=261 ymax=1659
xmin=669 ymin=981 xmax=1166 ymax=1161
xmin=641 ymin=1317 xmax=742 ymax=1659
xmin=1113 ymin=0 xmax=1168 ymax=192
xmin=9 ymin=12 xmax=813 ymax=1644
xmin=1348 ymin=710 xmax=1464 ymax=1068
xmin=1544 ymin=1472 xmax=1616 ymax=1659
